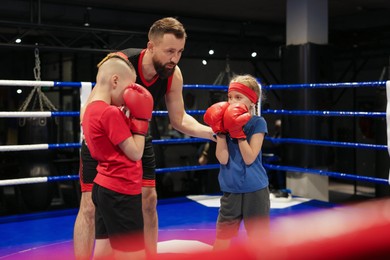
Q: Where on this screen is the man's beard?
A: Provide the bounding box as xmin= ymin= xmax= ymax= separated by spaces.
xmin=153 ymin=58 xmax=176 ymax=79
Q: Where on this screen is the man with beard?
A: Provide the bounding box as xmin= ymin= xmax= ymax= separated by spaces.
xmin=73 ymin=17 xmax=215 ymax=259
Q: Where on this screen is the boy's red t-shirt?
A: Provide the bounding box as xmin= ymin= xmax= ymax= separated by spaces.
xmin=82 ymin=100 xmax=142 ymax=195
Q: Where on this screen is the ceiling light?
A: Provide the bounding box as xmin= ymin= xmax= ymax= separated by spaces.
xmin=202 ymin=59 xmax=207 ymax=65
xmin=84 ymin=7 xmax=92 ymax=27
xmin=15 ymin=38 xmax=22 ymax=44
xmin=251 ymin=51 xmax=257 ymax=58
xmin=209 ymin=49 xmax=214 ymax=55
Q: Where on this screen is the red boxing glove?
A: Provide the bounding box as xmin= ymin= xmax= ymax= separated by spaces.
xmin=123 ymin=83 xmax=154 ymax=135
xmin=203 ymin=101 xmax=230 ymax=134
xmin=223 ymin=103 xmax=251 ymax=139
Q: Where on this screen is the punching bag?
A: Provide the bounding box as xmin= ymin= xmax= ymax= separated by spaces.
xmin=16 ymin=49 xmax=59 ymax=211
xmin=18 ymin=117 xmax=58 ymax=211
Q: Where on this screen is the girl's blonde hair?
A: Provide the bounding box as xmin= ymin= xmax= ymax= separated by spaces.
xmin=230 ymin=74 xmax=264 ymax=115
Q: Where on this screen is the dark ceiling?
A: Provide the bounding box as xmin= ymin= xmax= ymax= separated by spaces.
xmin=0 ymin=0 xmax=389 ymax=61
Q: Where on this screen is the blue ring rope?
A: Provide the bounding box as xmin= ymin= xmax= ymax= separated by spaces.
xmin=262 ymin=109 xmax=385 ymax=117
xmin=6 ymin=109 xmax=385 ymax=118
xmin=2 ymin=81 xmax=387 ymax=90
xmin=155 ymin=164 xmax=220 ymax=173
xmin=41 ymin=138 xmax=390 ymax=151
xmin=48 ymin=175 xmax=80 ymax=182
xmin=264 ymin=81 xmax=387 ymax=90
xmin=48 ymin=143 xmax=82 ymax=149
xmin=40 ymin=162 xmax=388 ymax=185
xmin=263 ymin=164 xmax=389 ymax=185
xmin=51 ymin=111 xmax=80 ymax=117
xmin=152 ymin=138 xmax=209 ymax=145
xmin=183 ymin=84 xmax=228 ymax=90
xmin=152 ymin=110 xmax=206 ymax=116
xmin=42 ymin=165 xmax=221 ymax=183
xmin=52 ymin=81 xmax=96 ymax=87
xmin=45 ymin=138 xmax=210 ymax=150
xmin=53 ymin=82 xmax=93 ymax=87
xmin=265 ymin=137 xmax=387 ymax=150
xmin=6 ymin=137 xmax=385 ymax=151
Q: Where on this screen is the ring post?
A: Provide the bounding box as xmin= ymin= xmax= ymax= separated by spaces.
xmin=386 ymin=80 xmax=390 ymax=185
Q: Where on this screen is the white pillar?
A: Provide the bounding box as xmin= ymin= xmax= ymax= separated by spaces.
xmin=286 ymin=0 xmax=328 ymax=45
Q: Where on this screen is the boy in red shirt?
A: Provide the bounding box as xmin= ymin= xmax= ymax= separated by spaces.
xmin=82 ymin=52 xmax=153 ymax=259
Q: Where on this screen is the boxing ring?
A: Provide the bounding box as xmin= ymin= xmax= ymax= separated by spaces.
xmin=0 ymin=79 xmax=390 ymax=258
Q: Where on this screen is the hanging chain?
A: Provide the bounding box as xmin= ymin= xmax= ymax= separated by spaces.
xmin=33 ymin=48 xmax=41 ymax=81
xmin=19 ymin=48 xmax=57 ymax=112
xmin=33 ymin=48 xmax=43 ymax=111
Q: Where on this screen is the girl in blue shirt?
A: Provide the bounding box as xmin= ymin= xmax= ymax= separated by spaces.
xmin=204 ymin=74 xmax=270 ymax=250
